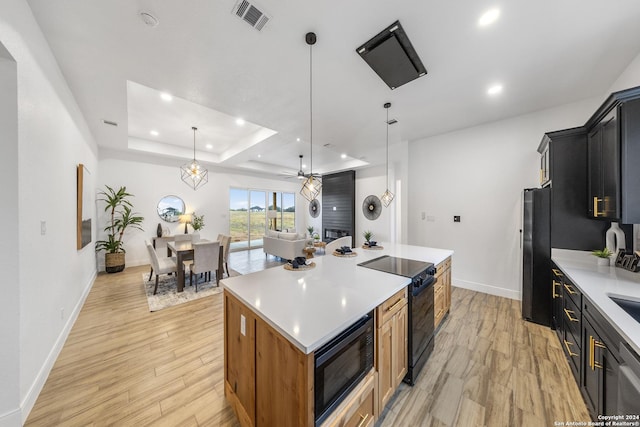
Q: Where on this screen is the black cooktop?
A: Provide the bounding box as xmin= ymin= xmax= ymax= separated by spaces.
xmin=358 ymin=255 xmax=433 ymax=279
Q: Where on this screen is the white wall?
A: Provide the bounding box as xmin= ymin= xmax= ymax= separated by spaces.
xmin=0 ymin=0 xmax=99 ymax=423
xmin=608 ymin=51 xmax=640 ymax=94
xmin=97 ymin=153 xmax=306 ymax=269
xmin=353 ymin=139 xmax=409 ymax=247
xmin=407 ymin=98 xmax=600 ymax=300
xmin=0 ymin=45 xmax=20 ymax=427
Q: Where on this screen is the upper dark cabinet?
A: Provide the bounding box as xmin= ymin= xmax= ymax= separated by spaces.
xmin=588 ymin=110 xmax=619 ymax=219
xmin=585 ymin=86 xmax=640 ymax=223
xmin=538 ymin=128 xmax=608 ymax=250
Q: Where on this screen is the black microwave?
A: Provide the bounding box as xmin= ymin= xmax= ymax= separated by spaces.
xmin=314 ymin=311 xmax=374 ymax=426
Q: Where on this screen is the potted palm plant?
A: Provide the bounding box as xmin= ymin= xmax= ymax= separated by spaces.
xmin=95 ymin=185 xmax=144 ymax=273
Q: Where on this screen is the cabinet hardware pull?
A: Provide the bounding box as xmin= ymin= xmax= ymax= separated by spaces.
xmin=589 ymin=335 xmax=603 ymax=370
xmin=356 ymin=413 xmax=369 ymax=427
xmin=540 ymin=169 xmax=544 ymax=184
xmin=552 ymin=281 xmax=562 ymax=298
xmin=563 ymin=308 xmax=578 ymax=322
xmin=593 ymin=197 xmax=602 ymax=217
xmin=552 ymin=269 xmax=564 ymax=277
xmin=563 ymin=340 xmax=578 ymax=357
xmin=563 ymin=283 xmax=577 ymax=295
xmin=386 ymin=299 xmax=403 ymax=312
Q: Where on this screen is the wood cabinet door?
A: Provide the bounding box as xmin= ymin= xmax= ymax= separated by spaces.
xmin=393 ymin=304 xmax=408 ymax=388
xmin=377 ymin=319 xmax=393 ymax=409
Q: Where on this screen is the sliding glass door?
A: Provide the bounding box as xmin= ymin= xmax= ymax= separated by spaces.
xmin=230 ymin=188 xmax=295 ymax=251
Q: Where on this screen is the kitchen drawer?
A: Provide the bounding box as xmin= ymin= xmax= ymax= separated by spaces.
xmin=435 ymin=257 xmax=451 ymax=279
xmin=563 ymin=293 xmax=582 ymax=346
xmin=377 ymin=288 xmax=407 ymax=327
xmin=562 ymin=326 xmax=581 ymax=382
xmin=563 ymin=276 xmax=582 ymax=308
xmin=320 ymin=370 xmax=375 ymax=427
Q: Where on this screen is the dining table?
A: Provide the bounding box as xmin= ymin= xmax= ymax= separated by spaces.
xmin=167 ymin=239 xmax=223 ymax=292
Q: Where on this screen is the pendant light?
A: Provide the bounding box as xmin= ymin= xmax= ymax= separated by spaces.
xmin=381 ymin=102 xmax=395 ymax=207
xmin=300 ymin=32 xmax=322 ymax=202
xmin=180 ymin=126 xmax=208 ymax=190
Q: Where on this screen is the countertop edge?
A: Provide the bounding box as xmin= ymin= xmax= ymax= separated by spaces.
xmin=552 ymin=249 xmax=640 ymax=356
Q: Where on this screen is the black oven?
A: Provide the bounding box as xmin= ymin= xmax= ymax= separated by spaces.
xmin=314 ymin=311 xmax=374 ymax=426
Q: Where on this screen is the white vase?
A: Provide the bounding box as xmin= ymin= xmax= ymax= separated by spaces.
xmin=606 ymin=222 xmax=626 ymax=265
xmin=597 ymin=257 xmax=610 ymax=266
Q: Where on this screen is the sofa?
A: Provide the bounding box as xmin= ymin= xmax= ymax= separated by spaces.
xmin=263 ymin=230 xmax=310 ymax=260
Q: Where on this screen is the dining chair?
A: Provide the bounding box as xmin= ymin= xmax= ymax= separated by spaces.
xmin=325 ymin=236 xmax=352 ymax=254
xmin=217 ymin=234 xmax=232 ymax=277
xmin=174 ymin=234 xmax=192 ymax=242
xmin=145 ymin=241 xmax=178 ymax=295
xmin=186 ymin=241 xmax=220 ymax=292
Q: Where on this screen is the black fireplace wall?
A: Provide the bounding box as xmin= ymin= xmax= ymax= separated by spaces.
xmin=322 ymin=170 xmax=356 ymax=247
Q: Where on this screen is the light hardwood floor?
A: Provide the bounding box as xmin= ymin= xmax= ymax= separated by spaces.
xmin=26 ymin=255 xmax=589 ymax=426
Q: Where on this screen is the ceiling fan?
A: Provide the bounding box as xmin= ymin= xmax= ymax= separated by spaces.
xmin=279 ymin=155 xmax=308 ymax=180
xmin=279 ymin=155 xmax=322 ymax=180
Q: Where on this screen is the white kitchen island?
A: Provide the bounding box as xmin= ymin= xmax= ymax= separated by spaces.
xmin=221 ymin=243 xmax=453 ymax=427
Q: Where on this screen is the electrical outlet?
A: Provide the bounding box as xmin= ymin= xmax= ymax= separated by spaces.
xmin=427 ymin=216 xmax=435 ymax=222
xmin=41 ymin=221 xmax=46 ymax=235
xmin=454 ymin=216 xmax=461 ymax=222
xmin=240 ymin=314 xmax=246 ymax=336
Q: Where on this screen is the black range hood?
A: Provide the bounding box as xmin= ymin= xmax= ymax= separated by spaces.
xmin=356 ymin=21 xmax=427 ymax=90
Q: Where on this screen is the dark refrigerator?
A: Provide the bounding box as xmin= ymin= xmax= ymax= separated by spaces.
xmin=522 ymin=187 xmax=551 ymax=326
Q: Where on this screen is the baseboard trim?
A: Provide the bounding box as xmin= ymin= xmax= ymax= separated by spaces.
xmin=20 ymin=270 xmax=97 ymax=424
xmin=0 ymin=407 xmax=21 ymax=427
xmin=453 ymin=278 xmax=521 ymax=301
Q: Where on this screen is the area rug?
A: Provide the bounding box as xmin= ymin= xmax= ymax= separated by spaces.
xmin=142 ymin=269 xmax=240 ymax=312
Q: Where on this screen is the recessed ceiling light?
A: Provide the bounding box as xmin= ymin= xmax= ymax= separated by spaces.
xmin=160 ymin=92 xmax=173 ymax=101
xmin=302 ymin=164 xmax=307 ymax=169
xmin=257 ymin=154 xmax=261 ymax=158
xmin=150 ymin=130 xmax=159 ymax=136
xmin=487 ymin=84 xmax=503 ymax=95
xmin=296 ymin=138 xmax=301 ymax=142
xmin=478 ymin=8 xmax=500 ymax=27
xmin=341 ymin=153 xmax=347 ymax=159
xmin=206 ymin=144 xmax=213 ymax=149
xmin=236 ymin=118 xmax=245 ymax=126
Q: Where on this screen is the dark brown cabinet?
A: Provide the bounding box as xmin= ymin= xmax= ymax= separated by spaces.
xmin=585 ymin=87 xmax=640 ymax=223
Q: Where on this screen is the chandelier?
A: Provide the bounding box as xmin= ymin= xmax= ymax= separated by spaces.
xmin=381 ymin=103 xmax=395 ymax=207
xmin=300 ymin=32 xmax=322 ymax=202
xmin=181 ymin=126 xmax=208 ymax=190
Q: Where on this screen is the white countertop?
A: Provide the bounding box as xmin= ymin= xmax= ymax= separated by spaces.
xmin=222 ymin=243 xmax=453 ymax=354
xmin=552 ymin=249 xmax=640 ymax=355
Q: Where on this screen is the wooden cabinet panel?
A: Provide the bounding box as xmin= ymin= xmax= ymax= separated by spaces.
xmin=376 ymin=292 xmax=408 ymax=412
xmin=224 ymin=293 xmax=257 ymax=427
xmin=255 ymin=317 xmax=314 ymax=427
xmin=376 ymin=288 xmax=407 ymax=327
xmin=393 ymin=304 xmax=408 ymax=387
xmin=434 ymin=257 xmax=452 ymax=329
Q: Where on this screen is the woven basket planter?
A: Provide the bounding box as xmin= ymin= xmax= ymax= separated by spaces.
xmin=105 ymin=252 xmax=125 ymax=273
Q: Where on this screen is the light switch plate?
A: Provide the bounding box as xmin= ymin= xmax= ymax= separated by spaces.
xmin=40 ymin=221 xmax=46 ymax=235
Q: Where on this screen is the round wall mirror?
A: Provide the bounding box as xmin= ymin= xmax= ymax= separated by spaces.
xmin=157 ymin=195 xmax=185 ymax=223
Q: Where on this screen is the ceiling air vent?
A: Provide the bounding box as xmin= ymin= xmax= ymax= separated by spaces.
xmin=232 ymin=0 xmax=270 ymax=31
